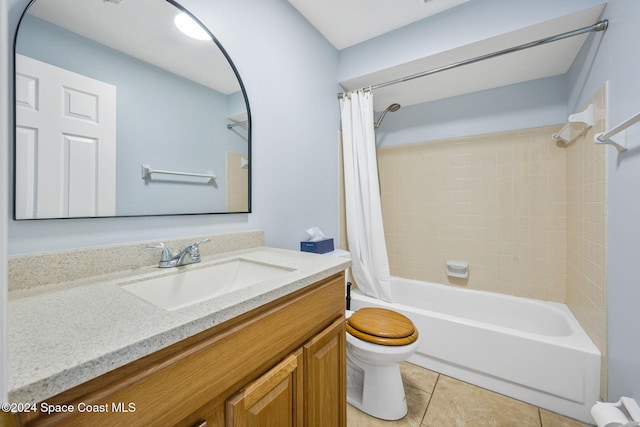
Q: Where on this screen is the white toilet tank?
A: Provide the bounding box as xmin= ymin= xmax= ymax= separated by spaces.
xmin=324 ymin=249 xmax=351 ymax=282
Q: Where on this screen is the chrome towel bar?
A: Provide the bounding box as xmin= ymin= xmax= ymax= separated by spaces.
xmin=141 ymin=163 xmax=216 ymax=183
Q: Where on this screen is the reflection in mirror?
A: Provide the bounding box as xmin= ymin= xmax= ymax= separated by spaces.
xmin=14 ymin=0 xmax=250 ymax=219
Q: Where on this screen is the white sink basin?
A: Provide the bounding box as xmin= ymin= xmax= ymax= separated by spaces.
xmin=120 ymin=259 xmax=293 ymax=311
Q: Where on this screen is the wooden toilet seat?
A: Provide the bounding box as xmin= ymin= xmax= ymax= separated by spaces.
xmin=346 ymin=308 xmax=419 ymax=346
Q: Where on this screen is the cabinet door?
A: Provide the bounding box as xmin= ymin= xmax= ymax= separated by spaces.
xmin=304 ymin=318 xmax=346 ymax=427
xmin=226 ymin=350 xmax=304 ymax=427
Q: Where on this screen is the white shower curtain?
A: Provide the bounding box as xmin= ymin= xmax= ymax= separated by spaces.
xmin=340 ymin=90 xmax=393 ymax=302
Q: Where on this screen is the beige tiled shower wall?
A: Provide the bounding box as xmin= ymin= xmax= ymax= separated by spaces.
xmin=226 ymin=151 xmax=249 ymax=212
xmin=565 ymin=85 xmax=608 ymax=397
xmin=377 ymin=126 xmax=568 ymax=302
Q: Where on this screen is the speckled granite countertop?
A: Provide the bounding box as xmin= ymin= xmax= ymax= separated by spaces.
xmin=7 ymin=247 xmax=350 ymax=403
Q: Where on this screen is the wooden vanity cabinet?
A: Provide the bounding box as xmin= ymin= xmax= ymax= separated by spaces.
xmin=226 ymin=318 xmax=346 ymax=427
xmin=302 ymin=317 xmax=346 ymax=427
xmin=13 ymin=273 xmax=346 ymax=427
xmin=226 ymin=349 xmax=304 ymax=426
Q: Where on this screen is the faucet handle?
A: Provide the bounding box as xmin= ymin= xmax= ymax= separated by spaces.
xmin=187 ymin=239 xmax=210 ymax=259
xmin=145 ymin=242 xmax=172 ymax=262
xmin=192 ymin=238 xmax=210 ymax=248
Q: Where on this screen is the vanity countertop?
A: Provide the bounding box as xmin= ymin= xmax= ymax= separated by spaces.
xmin=7 ymin=247 xmax=350 ymax=404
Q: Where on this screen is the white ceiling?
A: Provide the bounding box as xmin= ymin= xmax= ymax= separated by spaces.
xmin=287 ymin=0 xmax=471 ymax=50
xmin=26 ymin=0 xmax=240 ymax=94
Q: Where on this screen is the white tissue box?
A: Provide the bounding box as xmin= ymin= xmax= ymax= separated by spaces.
xmin=300 ymin=238 xmax=334 ymax=254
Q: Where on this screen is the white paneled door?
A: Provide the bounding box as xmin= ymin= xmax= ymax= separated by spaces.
xmin=15 ymin=54 xmax=116 ymax=218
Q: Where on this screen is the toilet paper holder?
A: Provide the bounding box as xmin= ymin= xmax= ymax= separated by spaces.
xmin=592 ymin=397 xmax=640 ymax=427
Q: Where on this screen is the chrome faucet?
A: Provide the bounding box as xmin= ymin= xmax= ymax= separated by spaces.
xmin=146 ymin=239 xmax=210 ymax=268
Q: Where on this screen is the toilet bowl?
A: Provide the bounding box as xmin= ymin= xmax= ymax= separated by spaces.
xmin=324 ymin=250 xmax=419 ymax=420
xmin=345 ymin=307 xmax=419 ymax=420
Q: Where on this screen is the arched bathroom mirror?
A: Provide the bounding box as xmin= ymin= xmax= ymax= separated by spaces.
xmin=13 ymin=0 xmax=251 ymax=219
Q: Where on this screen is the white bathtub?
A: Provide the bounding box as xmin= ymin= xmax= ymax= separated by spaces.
xmin=349 ymin=277 xmax=601 ymax=423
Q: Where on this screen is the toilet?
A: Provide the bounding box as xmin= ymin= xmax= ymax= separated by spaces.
xmin=325 ymin=250 xmax=419 ymax=420
xmin=346 ymin=307 xmax=419 ymax=420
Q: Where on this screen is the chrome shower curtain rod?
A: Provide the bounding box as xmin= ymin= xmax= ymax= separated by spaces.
xmin=337 ymin=20 xmax=608 ymax=99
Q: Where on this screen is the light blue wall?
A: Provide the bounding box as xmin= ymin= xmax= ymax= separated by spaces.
xmin=568 ymin=0 xmax=640 ymax=402
xmin=180 ymin=0 xmax=341 ymax=250
xmin=339 ymin=0 xmax=606 ymax=83
xmin=16 ymin=15 xmax=247 ymax=216
xmin=5 ymin=0 xmax=340 ymax=255
xmin=375 ymin=75 xmax=568 ymax=147
xmin=7 ymin=0 xmax=636 ymax=410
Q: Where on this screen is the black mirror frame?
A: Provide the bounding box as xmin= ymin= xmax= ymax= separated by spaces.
xmin=12 ymin=0 xmax=252 ymax=220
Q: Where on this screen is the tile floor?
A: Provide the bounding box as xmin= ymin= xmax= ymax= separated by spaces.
xmin=347 ymin=363 xmax=593 ymax=427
